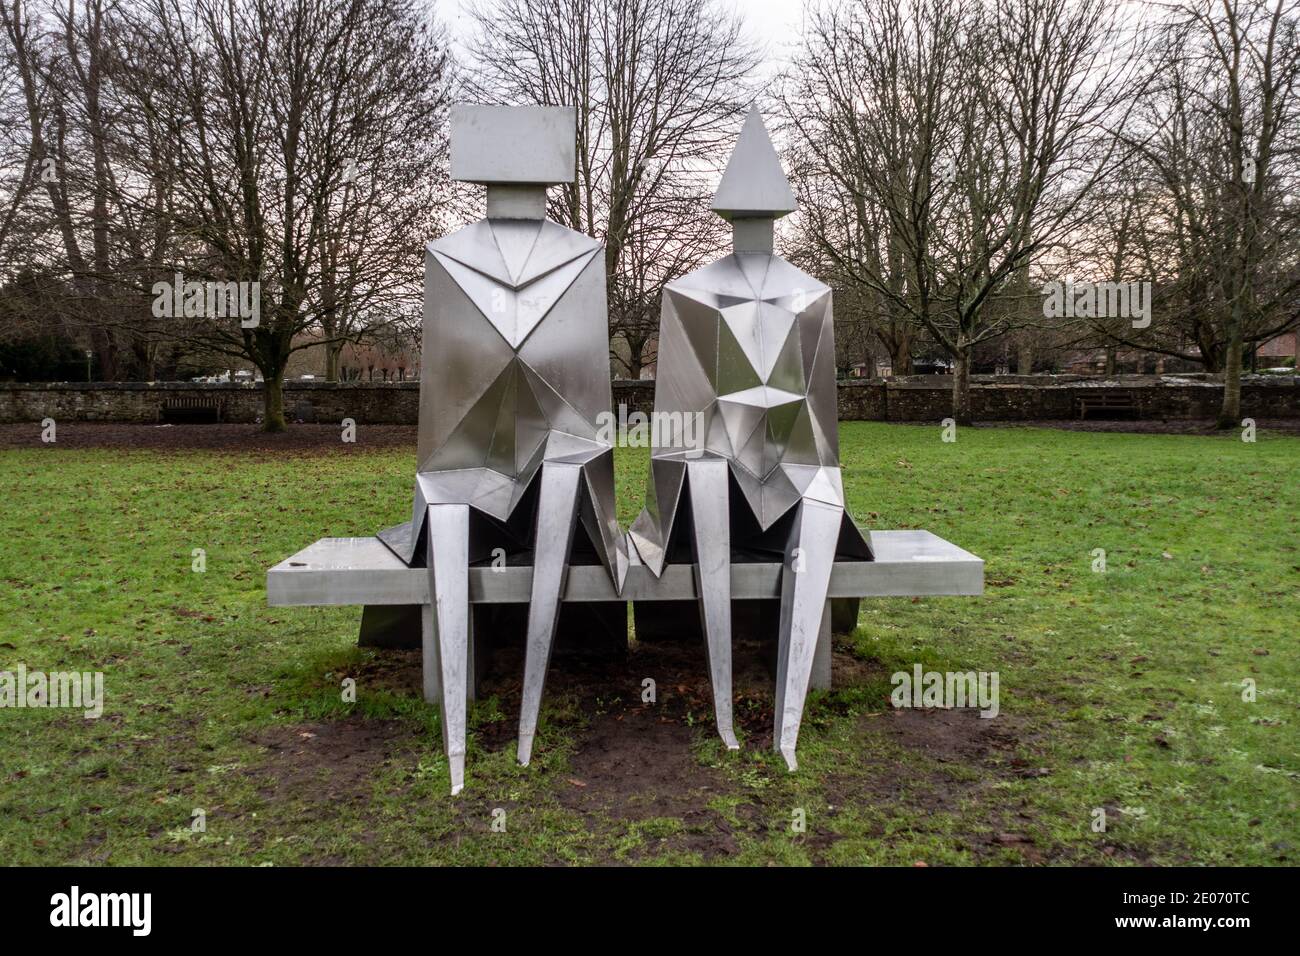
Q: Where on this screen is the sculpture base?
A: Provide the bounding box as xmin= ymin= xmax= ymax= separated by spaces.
xmin=271 ymin=529 xmax=980 ymax=707
xmin=360 ymin=601 xmax=626 ymax=656
xmin=633 ymin=596 xmax=861 ymax=642
xmin=632 ymin=598 xmax=835 ymax=690
xmin=359 ymin=601 xmax=626 ymax=699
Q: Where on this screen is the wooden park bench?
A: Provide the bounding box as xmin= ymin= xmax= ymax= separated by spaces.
xmin=1074 ymin=388 xmax=1139 ymax=420
xmin=267 ymin=529 xmax=983 ymax=701
xmin=161 ymin=394 xmax=223 ymax=424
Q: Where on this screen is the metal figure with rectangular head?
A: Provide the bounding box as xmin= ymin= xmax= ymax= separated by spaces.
xmin=378 ymin=104 xmax=626 ymax=794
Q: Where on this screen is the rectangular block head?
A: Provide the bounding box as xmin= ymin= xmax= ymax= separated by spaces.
xmin=450 ymin=105 xmax=576 ymax=185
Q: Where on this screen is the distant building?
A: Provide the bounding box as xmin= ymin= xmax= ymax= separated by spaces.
xmin=336 ymin=339 xmax=419 ymax=382
xmin=1060 ymin=349 xmax=1188 ymax=375
xmin=280 ymin=331 xmax=420 ymax=381
xmin=1257 ymin=331 xmax=1297 ymax=367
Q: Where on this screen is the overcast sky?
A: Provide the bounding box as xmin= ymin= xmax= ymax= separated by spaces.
xmin=727 ymin=0 xmax=813 ymax=75
xmin=446 ymin=0 xmax=815 ymax=79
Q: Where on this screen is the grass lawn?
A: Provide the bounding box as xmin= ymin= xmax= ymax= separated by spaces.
xmin=0 ymin=421 xmax=1295 ymax=865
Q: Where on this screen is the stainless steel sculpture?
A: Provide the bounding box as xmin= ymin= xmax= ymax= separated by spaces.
xmin=628 ymin=107 xmax=871 ymax=771
xmin=377 ymin=104 xmax=626 ymax=794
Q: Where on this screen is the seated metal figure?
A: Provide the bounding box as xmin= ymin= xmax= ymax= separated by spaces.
xmin=378 ymin=105 xmax=626 ymax=794
xmin=628 ymin=108 xmax=871 ymax=771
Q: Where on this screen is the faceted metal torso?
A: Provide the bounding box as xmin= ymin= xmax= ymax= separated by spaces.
xmin=416 ymin=218 xmax=610 ymax=518
xmin=381 ymin=214 xmax=626 ymax=587
xmin=630 ymin=250 xmax=855 ymax=568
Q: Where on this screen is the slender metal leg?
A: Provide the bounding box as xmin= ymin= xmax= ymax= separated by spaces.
xmin=425 ymin=504 xmax=470 ymax=795
xmin=686 ymin=458 xmax=738 ymax=750
xmin=773 ymin=498 xmax=842 ymax=771
xmin=516 ymin=460 xmax=582 ymax=766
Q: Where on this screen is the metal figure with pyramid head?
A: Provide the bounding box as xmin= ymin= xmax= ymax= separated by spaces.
xmin=377 ymin=105 xmax=627 ymax=794
xmin=628 ymin=107 xmax=872 ymax=771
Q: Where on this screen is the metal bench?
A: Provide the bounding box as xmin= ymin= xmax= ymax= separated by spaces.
xmin=267 ymin=529 xmax=983 ymax=701
xmin=1074 ymin=389 xmax=1139 ymax=419
xmin=161 ymin=394 xmax=223 ymax=423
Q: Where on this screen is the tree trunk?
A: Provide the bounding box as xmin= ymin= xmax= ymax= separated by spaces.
xmin=93 ymin=328 xmax=117 ymax=381
xmin=951 ymin=350 xmax=972 ymax=425
xmin=1104 ymin=347 xmax=1116 ymax=376
xmin=1016 ymin=342 xmax=1033 ymax=375
xmin=1199 ymin=341 xmax=1224 ymax=373
xmin=889 ymin=340 xmax=912 ymax=376
xmin=325 ymin=341 xmax=343 ymax=383
xmin=263 ymin=375 xmax=287 ymax=433
xmin=1217 ymin=312 xmax=1243 ymax=429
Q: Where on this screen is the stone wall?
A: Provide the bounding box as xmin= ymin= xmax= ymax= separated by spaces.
xmin=0 ymin=381 xmax=421 ymax=425
xmin=0 ymin=375 xmax=1296 ymax=424
xmin=835 ymin=376 xmax=1300 ymax=422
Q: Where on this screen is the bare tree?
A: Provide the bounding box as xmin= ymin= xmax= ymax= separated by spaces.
xmin=133 ymin=0 xmax=450 ymax=428
xmin=1 ymin=0 xmax=161 ymax=379
xmin=1093 ymin=0 xmax=1300 ymax=424
xmin=0 ymin=3 xmax=38 ymax=275
xmin=308 ymin=14 xmax=451 ymax=382
xmin=783 ymin=131 xmax=909 ymax=375
xmin=779 ymin=0 xmax=951 ymax=378
xmin=784 ymin=0 xmax=1143 ymax=422
xmin=463 ymin=0 xmax=758 ymax=379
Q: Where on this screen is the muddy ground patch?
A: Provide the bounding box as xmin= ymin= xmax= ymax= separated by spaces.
xmin=233 ymin=636 xmax=1053 ymax=863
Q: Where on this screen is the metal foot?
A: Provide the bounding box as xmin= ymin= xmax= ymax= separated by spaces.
xmin=424 ymin=504 xmax=470 ymax=795
xmin=447 ymin=753 xmax=465 ymax=797
xmin=686 ymin=458 xmax=737 ymax=750
xmin=773 ymin=498 xmax=842 ymax=771
xmin=516 ymin=461 xmax=582 ymax=766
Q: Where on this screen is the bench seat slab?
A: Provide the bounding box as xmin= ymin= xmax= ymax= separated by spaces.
xmin=267 ymin=529 xmax=983 ymax=606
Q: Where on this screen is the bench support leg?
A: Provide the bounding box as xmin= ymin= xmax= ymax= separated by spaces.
xmin=421 ymin=608 xmax=481 ymax=703
xmin=424 ymin=504 xmax=470 ymax=796
xmin=686 ymin=458 xmax=738 ymax=750
xmin=359 ymin=604 xmax=422 ymax=649
xmin=810 ymin=601 xmax=832 ymax=692
xmin=830 ymin=597 xmax=860 ymax=637
xmin=774 ymin=498 xmax=842 ymax=772
xmin=516 ymin=461 xmax=582 ymax=767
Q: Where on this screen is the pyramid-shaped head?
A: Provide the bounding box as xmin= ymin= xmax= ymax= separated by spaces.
xmin=711 ymin=107 xmax=797 ymax=221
